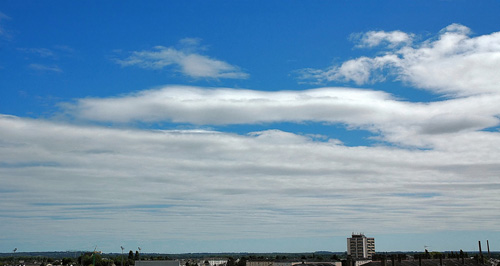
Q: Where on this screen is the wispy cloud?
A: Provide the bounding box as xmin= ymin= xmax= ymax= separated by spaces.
xmin=0 ymin=11 xmax=11 ymax=39
xmin=296 ymin=55 xmax=398 ymax=85
xmin=351 ymin=30 xmax=414 ymax=48
xmin=297 ymin=24 xmax=500 ymax=97
xmin=116 ymin=39 xmax=249 ymax=79
xmin=0 ymin=12 xmax=8 ymax=20
xmin=18 ymin=48 xmax=55 ymax=58
xmin=28 ymin=63 xmax=62 ymax=73
xmin=19 ymin=46 xmax=75 ymax=73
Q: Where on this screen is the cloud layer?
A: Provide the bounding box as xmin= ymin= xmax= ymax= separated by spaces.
xmin=3 ymin=24 xmax=500 ymax=252
xmin=1 ymin=114 xmax=499 ymax=250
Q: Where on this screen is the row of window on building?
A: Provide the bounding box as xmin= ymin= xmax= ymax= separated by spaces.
xmin=347 ymin=233 xmax=375 ymax=259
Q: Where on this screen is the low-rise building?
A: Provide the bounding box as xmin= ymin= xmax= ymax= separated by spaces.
xmin=201 ymin=259 xmax=228 ymax=266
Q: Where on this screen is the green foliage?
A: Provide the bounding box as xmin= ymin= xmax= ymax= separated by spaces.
xmin=80 ymin=254 xmax=93 ymax=266
xmin=112 ymin=256 xmax=133 ymax=266
xmin=78 ymin=253 xmax=108 ymax=266
xmin=236 ymin=257 xmax=247 ymax=266
xmin=62 ymin=258 xmax=74 ymax=266
xmin=430 ymin=252 xmax=442 ymax=259
xmin=227 ymin=257 xmax=235 ymax=266
xmin=113 ymin=256 xmax=123 ymax=266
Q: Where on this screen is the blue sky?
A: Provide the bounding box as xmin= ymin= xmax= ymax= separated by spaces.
xmin=1 ymin=0 xmax=500 ymax=254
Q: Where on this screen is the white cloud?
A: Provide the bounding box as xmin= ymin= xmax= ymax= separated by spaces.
xmin=65 ymin=86 xmax=398 ymax=124
xmin=353 ymin=30 xmax=414 ymax=48
xmin=297 ymin=55 xmax=399 ymax=85
xmin=1 ymin=114 xmax=499 ymax=250
xmin=4 ymin=23 xmax=500 ymax=252
xmin=298 ymin=24 xmax=500 ymax=97
xmin=63 ymin=85 xmax=500 ymax=147
xmin=117 ymin=41 xmax=249 ymax=79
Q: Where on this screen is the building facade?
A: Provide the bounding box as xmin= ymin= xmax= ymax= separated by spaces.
xmin=347 ymin=233 xmax=375 ymax=259
xmin=202 ymin=259 xmax=228 ymax=266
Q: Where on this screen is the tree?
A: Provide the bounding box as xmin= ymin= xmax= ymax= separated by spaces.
xmin=135 ymin=251 xmax=139 ymax=261
xmin=128 ymin=251 xmax=134 ymax=260
xmin=237 ymin=257 xmax=247 ymax=266
xmin=113 ymin=257 xmax=122 ymax=266
xmin=80 ymin=254 xmax=93 ymax=266
xmin=62 ymin=258 xmax=74 ymax=266
xmin=227 ymin=257 xmax=235 ymax=266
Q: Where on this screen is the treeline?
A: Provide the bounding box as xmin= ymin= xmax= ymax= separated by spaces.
xmin=0 ymin=250 xmax=167 ymax=266
xmin=372 ymin=250 xmax=471 ymax=261
xmin=77 ymin=250 xmax=154 ymax=266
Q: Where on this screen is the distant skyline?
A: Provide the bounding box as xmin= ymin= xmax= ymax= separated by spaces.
xmin=1 ymin=1 xmax=500 ymax=254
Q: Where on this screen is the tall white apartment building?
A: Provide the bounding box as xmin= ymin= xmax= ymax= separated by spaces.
xmin=347 ymin=233 xmax=375 ymax=259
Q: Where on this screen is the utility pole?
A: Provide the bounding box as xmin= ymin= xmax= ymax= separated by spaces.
xmin=92 ymin=246 xmax=100 ymax=266
xmin=13 ymin=248 xmax=17 ymax=266
xmin=121 ymin=246 xmax=124 ymax=266
xmin=487 ymin=240 xmax=491 ymax=259
xmin=479 ymin=241 xmax=484 ymax=262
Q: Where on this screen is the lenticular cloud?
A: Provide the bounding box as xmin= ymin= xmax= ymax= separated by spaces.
xmin=63 ymin=84 xmax=500 ymax=148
